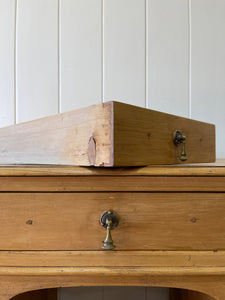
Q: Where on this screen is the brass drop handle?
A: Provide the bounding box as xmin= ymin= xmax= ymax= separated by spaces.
xmin=173 ymin=130 xmax=187 ymax=161
xmin=100 ymin=211 xmax=119 ymax=250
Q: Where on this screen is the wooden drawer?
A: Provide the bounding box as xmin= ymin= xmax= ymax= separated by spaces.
xmin=0 ymin=192 xmax=224 ymax=251
xmin=0 ymin=101 xmax=215 ymax=166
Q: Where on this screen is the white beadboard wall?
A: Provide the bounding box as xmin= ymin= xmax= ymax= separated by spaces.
xmin=0 ymin=0 xmax=225 ymax=299
xmin=1 ymin=0 xmax=225 ymax=156
xmin=58 ymin=287 xmax=170 ymax=300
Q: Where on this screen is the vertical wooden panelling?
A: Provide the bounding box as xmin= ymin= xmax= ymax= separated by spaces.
xmin=147 ymin=0 xmax=189 ymax=117
xmin=58 ymin=287 xmax=103 ymax=300
xmin=60 ymin=0 xmax=102 ymax=112
xmin=59 ymin=287 xmax=170 ymax=300
xmin=59 ymin=287 xmax=146 ymax=300
xmin=103 ymin=0 xmax=146 ymax=107
xmin=16 ymin=0 xmax=58 ymax=122
xmin=0 ymin=0 xmax=15 ymax=127
xmin=147 ymin=287 xmax=170 ymax=299
xmin=103 ymin=287 xmax=146 ymax=300
xmin=191 ymin=0 xmax=225 ymax=158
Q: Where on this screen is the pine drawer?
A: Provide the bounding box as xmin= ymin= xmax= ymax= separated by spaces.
xmin=0 ymin=192 xmax=224 ymax=251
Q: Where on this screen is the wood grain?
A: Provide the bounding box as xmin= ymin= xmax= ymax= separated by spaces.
xmin=1 ymin=266 xmax=225 ymax=277
xmin=0 ymin=159 xmax=225 ymax=176
xmin=0 ymin=102 xmax=113 ymax=166
xmin=113 ymin=101 xmax=215 ymax=166
xmin=1 ymin=176 xmax=225 ymax=192
xmin=0 ymin=251 xmax=225 ymax=267
xmin=0 ymin=192 xmax=225 ymax=250
xmin=0 ymin=274 xmax=223 ymax=300
xmin=0 ymin=164 xmax=224 ymax=300
xmin=0 ymin=101 xmax=215 ymax=166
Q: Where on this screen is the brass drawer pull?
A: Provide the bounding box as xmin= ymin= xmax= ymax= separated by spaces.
xmin=100 ymin=211 xmax=119 ymax=250
xmin=173 ymin=130 xmax=187 ymax=161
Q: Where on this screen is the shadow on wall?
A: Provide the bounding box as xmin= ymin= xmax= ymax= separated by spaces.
xmin=10 ymin=286 xmax=216 ymax=300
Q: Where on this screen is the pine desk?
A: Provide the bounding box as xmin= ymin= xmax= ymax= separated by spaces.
xmin=0 ymin=161 xmax=224 ymax=300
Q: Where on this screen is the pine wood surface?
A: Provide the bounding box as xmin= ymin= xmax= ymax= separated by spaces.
xmin=2 ymin=266 xmax=225 ymax=277
xmin=0 ymin=274 xmax=222 ymax=300
xmin=0 ymin=192 xmax=224 ymax=251
xmin=113 ymin=101 xmax=215 ymax=165
xmin=1 ymin=176 xmax=225 ymax=192
xmin=0 ymin=101 xmax=215 ymax=166
xmin=0 ymin=102 xmax=113 ymax=166
xmin=0 ymin=159 xmax=224 ymax=177
xmin=0 ymin=251 xmax=224 ymax=267
xmin=0 ymin=163 xmax=224 ymax=299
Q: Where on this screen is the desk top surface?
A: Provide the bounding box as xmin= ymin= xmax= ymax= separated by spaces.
xmin=0 ymin=159 xmax=224 ymax=176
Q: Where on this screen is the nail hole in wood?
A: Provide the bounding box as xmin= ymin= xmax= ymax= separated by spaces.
xmin=26 ymin=220 xmax=33 ymax=225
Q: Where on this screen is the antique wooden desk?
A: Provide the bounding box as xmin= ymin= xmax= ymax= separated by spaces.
xmin=0 ymin=161 xmax=225 ymax=300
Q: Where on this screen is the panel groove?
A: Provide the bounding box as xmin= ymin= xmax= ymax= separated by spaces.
xmin=188 ymin=0 xmax=192 ymax=118
xmin=58 ymin=0 xmax=61 ymax=113
xmin=145 ymin=0 xmax=147 ymax=108
xmin=14 ymin=0 xmax=18 ymax=124
xmin=101 ymin=0 xmax=104 ymax=102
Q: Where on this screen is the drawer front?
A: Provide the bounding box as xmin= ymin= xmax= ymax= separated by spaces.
xmin=0 ymin=192 xmax=224 ymax=250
